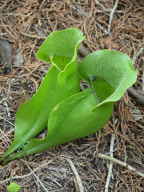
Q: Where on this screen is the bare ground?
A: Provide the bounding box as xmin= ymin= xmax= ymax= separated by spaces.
xmin=0 ymin=0 xmax=144 ymax=191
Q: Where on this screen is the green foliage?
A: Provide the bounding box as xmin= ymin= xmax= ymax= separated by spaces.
xmin=7 ymin=182 xmax=21 ymax=192
xmin=0 ymin=28 xmax=137 ymax=164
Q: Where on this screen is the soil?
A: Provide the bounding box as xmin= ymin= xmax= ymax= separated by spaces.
xmin=0 ymin=0 xmax=144 ymax=191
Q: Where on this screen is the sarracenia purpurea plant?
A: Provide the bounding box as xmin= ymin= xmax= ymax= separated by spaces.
xmin=0 ymin=28 xmax=137 ymax=164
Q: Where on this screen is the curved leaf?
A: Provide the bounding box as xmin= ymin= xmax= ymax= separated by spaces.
xmin=79 ymin=50 xmax=137 ymax=107
xmin=36 ymin=28 xmax=84 ymax=69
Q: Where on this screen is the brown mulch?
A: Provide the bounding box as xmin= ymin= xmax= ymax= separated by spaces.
xmin=0 ymin=0 xmax=144 ymax=191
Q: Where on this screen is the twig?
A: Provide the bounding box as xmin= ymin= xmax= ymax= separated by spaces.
xmin=133 ymin=47 xmax=144 ymax=63
xmin=20 ymin=32 xmax=46 ymax=39
xmin=104 ymin=134 xmax=115 ymax=192
xmin=95 ymin=0 xmax=122 ymax=13
xmin=96 ymin=23 xmax=108 ymax=34
xmin=128 ymin=87 xmax=144 ymax=105
xmin=97 ymin=153 xmax=144 ymax=178
xmin=95 ymin=0 xmax=108 ymax=12
xmin=128 ymin=47 xmax=144 ymax=104
xmin=39 ymin=0 xmax=47 ymax=10
xmin=66 ymin=158 xmax=84 ymax=192
xmin=0 ymin=115 xmax=15 ymax=127
xmin=142 ymin=64 xmax=144 ymax=91
xmin=21 ymin=160 xmax=49 ymax=192
xmin=108 ymin=0 xmax=119 ymax=34
xmin=0 ymin=160 xmax=53 ymax=184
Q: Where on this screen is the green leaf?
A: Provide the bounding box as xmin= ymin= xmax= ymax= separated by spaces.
xmin=47 ymin=89 xmax=113 ymax=142
xmin=7 ymin=182 xmax=21 ymax=192
xmin=36 ymin=28 xmax=84 ymax=69
xmin=79 ymin=50 xmax=137 ymax=108
xmin=3 ymin=28 xmax=84 ymax=158
xmin=4 ymin=88 xmax=113 ymax=162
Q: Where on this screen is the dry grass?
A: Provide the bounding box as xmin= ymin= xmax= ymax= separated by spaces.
xmin=0 ymin=0 xmax=144 ymax=191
